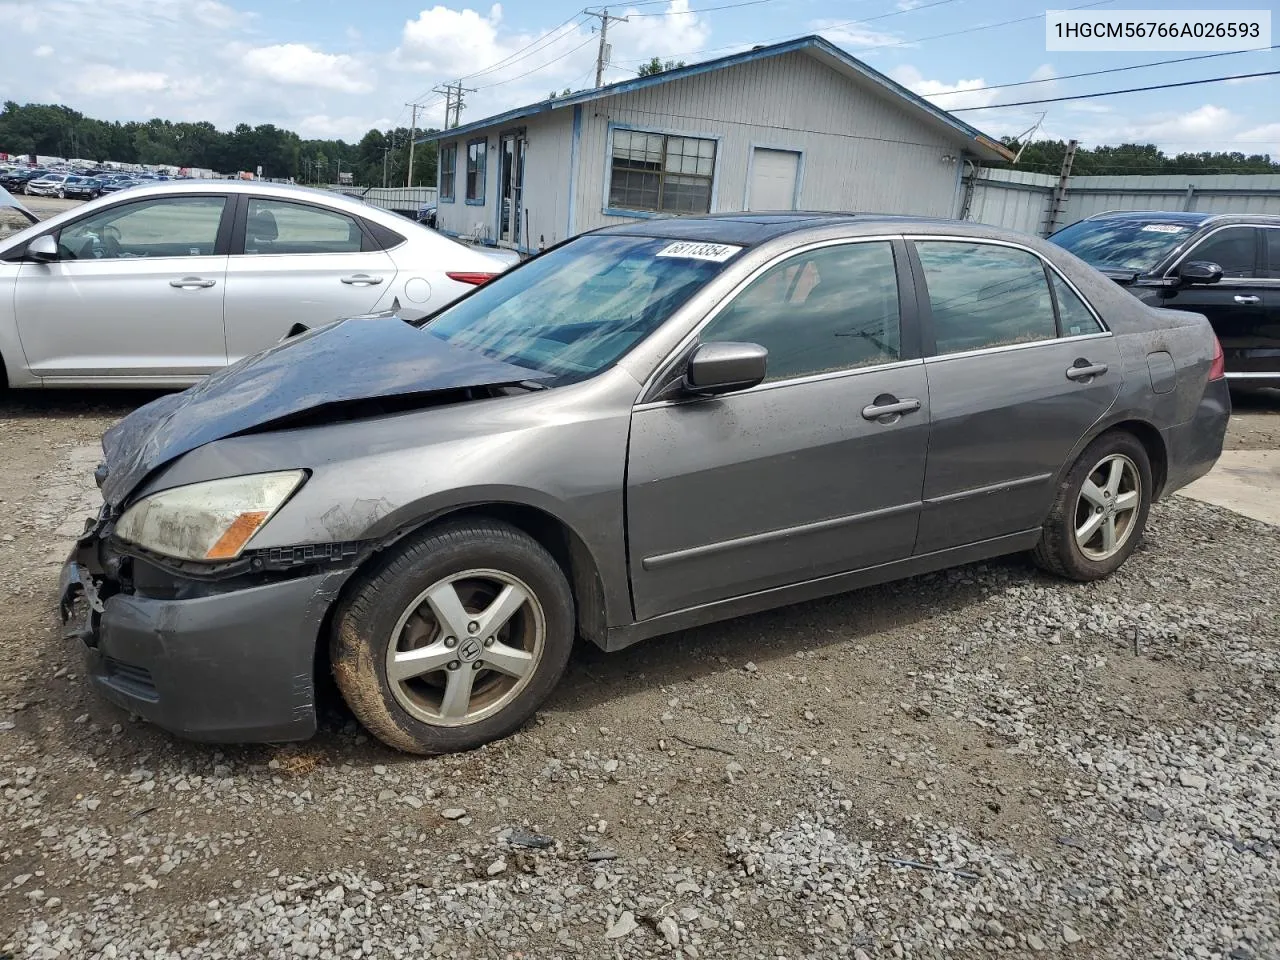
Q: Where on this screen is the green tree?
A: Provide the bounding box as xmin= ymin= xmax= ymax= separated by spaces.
xmin=637 ymin=57 xmax=686 ymax=77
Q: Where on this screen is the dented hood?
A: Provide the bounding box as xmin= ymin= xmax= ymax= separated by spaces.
xmin=99 ymin=316 xmax=546 ymax=507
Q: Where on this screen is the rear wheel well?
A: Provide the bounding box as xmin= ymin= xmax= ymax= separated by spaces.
xmin=1107 ymin=420 xmax=1167 ymax=499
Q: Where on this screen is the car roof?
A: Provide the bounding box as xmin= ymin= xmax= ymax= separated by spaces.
xmin=595 ymin=211 xmax=1025 ymax=246
xmin=1080 ymin=209 xmax=1280 ymax=227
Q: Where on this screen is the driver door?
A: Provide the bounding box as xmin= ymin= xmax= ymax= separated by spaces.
xmin=14 ymin=193 xmax=231 ymax=384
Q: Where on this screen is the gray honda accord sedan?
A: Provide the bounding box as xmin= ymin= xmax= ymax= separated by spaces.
xmin=61 ymin=213 xmax=1229 ymax=754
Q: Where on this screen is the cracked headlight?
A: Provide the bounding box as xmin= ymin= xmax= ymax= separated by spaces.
xmin=114 ymin=471 xmax=306 ymax=562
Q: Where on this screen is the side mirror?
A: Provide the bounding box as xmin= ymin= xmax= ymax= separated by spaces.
xmin=1177 ymin=260 xmax=1222 ymax=286
xmin=25 ymin=234 xmax=58 ymax=262
xmin=683 ymin=341 xmax=768 ymax=396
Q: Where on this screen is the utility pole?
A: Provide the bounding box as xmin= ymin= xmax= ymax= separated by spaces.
xmin=382 ymin=145 xmax=389 ymax=188
xmin=586 ymin=8 xmax=628 ymax=88
xmin=406 ymin=101 xmax=419 ymax=188
xmin=433 ymin=80 xmax=477 ymax=129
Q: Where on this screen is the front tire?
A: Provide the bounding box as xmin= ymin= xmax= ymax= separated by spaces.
xmin=1033 ymin=431 xmax=1152 ymax=581
xmin=330 ymin=519 xmax=575 ymax=754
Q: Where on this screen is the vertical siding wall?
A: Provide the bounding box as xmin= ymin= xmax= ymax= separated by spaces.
xmin=967 ymin=168 xmax=1280 ymax=236
xmin=433 ymin=110 xmax=575 ymax=253
xmin=572 ymin=51 xmax=962 ymax=233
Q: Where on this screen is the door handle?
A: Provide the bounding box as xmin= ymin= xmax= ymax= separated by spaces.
xmin=340 ymin=274 xmax=384 ymax=285
xmin=861 ymin=397 xmax=921 ymax=421
xmin=1066 ymin=361 xmax=1108 ymax=381
xmin=1233 ymin=295 xmax=1261 ymax=305
xmin=170 ymin=277 xmax=216 ymax=289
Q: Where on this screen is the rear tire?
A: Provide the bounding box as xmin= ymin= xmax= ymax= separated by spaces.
xmin=1033 ymin=431 xmax=1152 ymax=581
xmin=330 ymin=519 xmax=575 ymax=754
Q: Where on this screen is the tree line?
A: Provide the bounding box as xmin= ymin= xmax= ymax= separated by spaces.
xmin=3 ymin=101 xmax=1276 ymax=185
xmin=994 ymin=138 xmax=1279 ymax=176
xmin=0 ymin=101 xmax=439 ymax=186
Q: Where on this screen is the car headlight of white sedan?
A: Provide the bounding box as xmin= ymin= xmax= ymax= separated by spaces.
xmin=114 ymin=470 xmax=306 ymax=562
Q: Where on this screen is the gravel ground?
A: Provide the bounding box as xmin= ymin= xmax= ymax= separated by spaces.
xmin=1 ymin=392 xmax=1277 ymax=960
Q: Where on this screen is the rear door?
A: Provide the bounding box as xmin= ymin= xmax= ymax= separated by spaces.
xmin=1158 ymin=225 xmax=1268 ymax=381
xmin=626 ymin=238 xmax=930 ymax=620
xmin=909 ymin=238 xmax=1122 ymax=554
xmin=14 ymin=193 xmax=230 ymax=383
xmin=222 ymin=195 xmax=398 ymax=362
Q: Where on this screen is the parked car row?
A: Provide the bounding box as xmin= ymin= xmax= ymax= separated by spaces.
xmin=0 ymin=165 xmax=175 ymax=198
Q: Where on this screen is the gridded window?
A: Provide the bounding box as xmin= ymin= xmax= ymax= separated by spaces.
xmin=916 ymin=241 xmax=1057 ymax=356
xmin=608 ymin=129 xmax=716 ymax=214
xmin=466 ymin=139 xmax=486 ymax=203
xmin=439 ymin=143 xmax=457 ymax=201
xmin=1050 ymin=272 xmax=1104 ymax=337
xmin=700 ymin=241 xmax=901 ymax=382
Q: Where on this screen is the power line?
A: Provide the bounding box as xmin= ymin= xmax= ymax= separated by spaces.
xmin=629 ymin=0 xmax=778 ymax=17
xmin=928 ymin=44 xmax=1279 ymax=98
xmin=951 ymin=69 xmax=1280 ymax=111
xmin=474 ymin=35 xmax=598 ymax=90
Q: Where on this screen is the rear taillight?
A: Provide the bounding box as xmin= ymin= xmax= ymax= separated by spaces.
xmin=1208 ymin=334 xmax=1225 ymax=382
xmin=446 ymin=271 xmax=498 ymax=286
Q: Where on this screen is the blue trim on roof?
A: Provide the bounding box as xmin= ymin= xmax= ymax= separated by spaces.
xmin=416 ymin=34 xmax=1012 ymax=162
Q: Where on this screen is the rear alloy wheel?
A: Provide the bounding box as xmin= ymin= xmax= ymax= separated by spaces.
xmin=1033 ymin=431 xmax=1152 ymax=581
xmin=331 ymin=519 xmax=574 ymax=754
xmin=57 ymin=189 xmax=65 ymax=199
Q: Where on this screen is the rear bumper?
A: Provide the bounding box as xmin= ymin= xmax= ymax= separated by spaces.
xmin=62 ymin=559 xmax=348 ymax=743
xmin=1161 ymin=377 xmax=1230 ymax=498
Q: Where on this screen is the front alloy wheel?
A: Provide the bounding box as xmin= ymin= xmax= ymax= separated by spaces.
xmin=331 ymin=519 xmax=575 ymax=754
xmin=385 ymin=569 xmax=545 ymax=727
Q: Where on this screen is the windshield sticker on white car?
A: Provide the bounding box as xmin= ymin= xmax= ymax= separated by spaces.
xmin=1141 ymin=224 xmax=1184 ymax=233
xmin=655 ymin=241 xmax=742 ymax=262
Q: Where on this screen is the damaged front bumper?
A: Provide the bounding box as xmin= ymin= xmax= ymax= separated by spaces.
xmin=59 ymin=524 xmax=355 ymax=744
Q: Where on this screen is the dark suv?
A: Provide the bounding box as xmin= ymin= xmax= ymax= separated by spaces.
xmin=1051 ymin=211 xmax=1280 ymax=388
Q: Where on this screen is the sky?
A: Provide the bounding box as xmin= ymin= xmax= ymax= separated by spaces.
xmin=1 ymin=0 xmax=1277 ymax=166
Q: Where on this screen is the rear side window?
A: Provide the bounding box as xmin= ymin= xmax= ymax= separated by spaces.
xmin=699 ymin=241 xmax=901 ymax=382
xmin=1050 ymin=272 xmax=1104 ymax=337
xmin=1185 ymin=227 xmax=1256 ymax=278
xmin=915 ymin=241 xmax=1056 ymax=356
xmin=244 ymin=198 xmax=364 ymax=255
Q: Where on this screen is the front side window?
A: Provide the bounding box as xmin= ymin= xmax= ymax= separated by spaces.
xmin=424 ymin=234 xmax=735 ymax=383
xmin=609 ymin=129 xmax=716 ymax=214
xmin=242 ymin=198 xmax=363 ymax=255
xmin=58 ymin=196 xmax=226 ymax=260
xmin=439 ymin=143 xmax=457 ymax=201
xmin=466 ymin=139 xmax=486 ymax=203
xmin=1185 ymin=227 xmax=1257 ymax=278
xmin=916 ymin=241 xmax=1056 ymax=356
xmin=700 ymin=241 xmax=901 ymax=382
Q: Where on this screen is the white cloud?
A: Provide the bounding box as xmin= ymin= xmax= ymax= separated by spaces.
xmin=33 ymin=45 xmax=54 ymax=57
xmin=75 ymin=66 xmax=171 ymax=95
xmin=1029 ymin=63 xmax=1056 ymax=83
xmin=395 ymin=4 xmax=510 ymax=75
xmin=811 ymin=19 xmax=903 ymax=53
xmin=241 ymin=44 xmax=374 ymax=93
xmin=890 ymin=64 xmax=1000 ymax=110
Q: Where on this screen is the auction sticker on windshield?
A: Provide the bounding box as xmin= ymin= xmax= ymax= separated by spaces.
xmin=1142 ymin=224 xmax=1186 ymax=233
xmin=655 ymin=241 xmax=742 ymax=262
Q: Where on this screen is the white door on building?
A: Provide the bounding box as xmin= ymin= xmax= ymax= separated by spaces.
xmin=747 ymin=148 xmax=800 ymax=211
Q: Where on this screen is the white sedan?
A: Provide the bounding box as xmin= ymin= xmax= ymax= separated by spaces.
xmin=0 ymin=181 xmax=511 ymax=388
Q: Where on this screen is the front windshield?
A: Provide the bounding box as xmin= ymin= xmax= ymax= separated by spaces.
xmin=1050 ymin=218 xmax=1197 ymax=274
xmin=424 ymin=234 xmax=738 ymax=383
